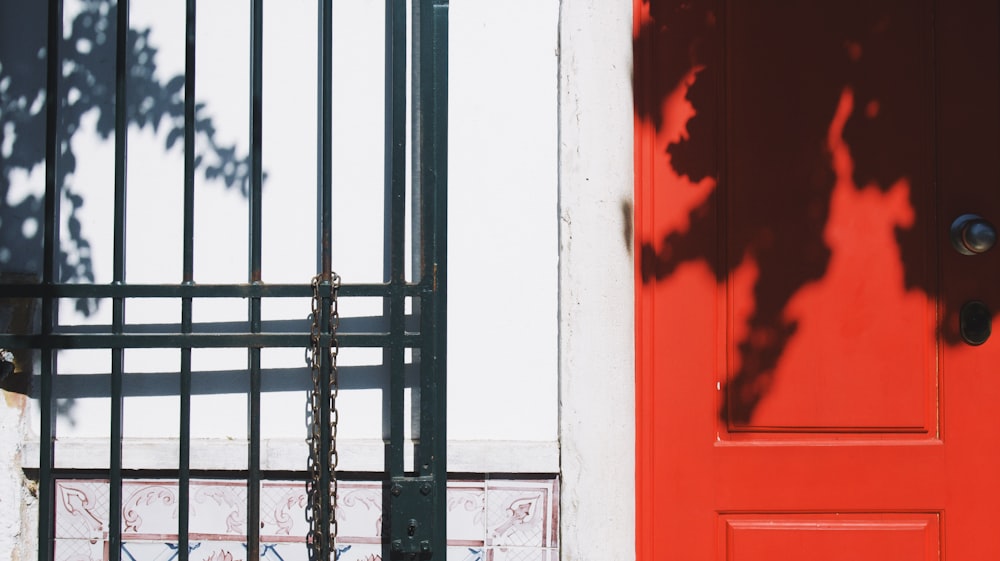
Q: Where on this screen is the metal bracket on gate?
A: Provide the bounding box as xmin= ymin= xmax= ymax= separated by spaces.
xmin=388 ymin=475 xmax=437 ymax=559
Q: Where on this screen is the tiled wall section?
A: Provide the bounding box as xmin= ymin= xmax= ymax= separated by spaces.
xmin=53 ymin=478 xmax=558 ymax=561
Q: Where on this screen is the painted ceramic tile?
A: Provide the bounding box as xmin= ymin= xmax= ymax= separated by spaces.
xmin=119 ymin=541 xmax=180 ymax=561
xmin=260 ymin=481 xmax=309 ymax=540
xmin=487 ymin=547 xmax=557 ymax=561
xmin=445 ymin=482 xmax=486 ymax=545
xmin=260 ymin=542 xmax=309 ymax=561
xmin=121 ymin=481 xmax=179 ymax=538
xmin=447 ymin=546 xmax=486 ymax=561
xmin=55 ymin=480 xmax=110 ymax=541
xmin=189 ymin=482 xmax=248 ymax=538
xmin=334 ymin=543 xmax=381 ymax=561
xmin=54 ymin=539 xmax=106 ymax=561
xmin=52 ymin=477 xmax=560 ymax=560
xmin=186 ymin=541 xmax=248 ymax=561
xmin=485 ymin=480 xmax=558 ymax=549
xmin=335 ymin=482 xmax=382 ymax=542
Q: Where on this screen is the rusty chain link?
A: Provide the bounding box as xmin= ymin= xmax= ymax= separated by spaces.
xmin=308 ymin=273 xmax=340 ymax=559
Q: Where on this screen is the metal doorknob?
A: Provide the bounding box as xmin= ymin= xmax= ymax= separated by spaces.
xmin=951 ymin=214 xmax=997 ymax=255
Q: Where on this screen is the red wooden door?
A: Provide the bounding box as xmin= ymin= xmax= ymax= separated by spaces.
xmin=634 ymin=0 xmax=1000 ymax=558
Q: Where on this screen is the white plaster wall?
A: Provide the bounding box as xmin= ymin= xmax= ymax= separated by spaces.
xmin=449 ymin=0 xmax=560 ymax=445
xmin=0 ymin=391 xmax=34 ymax=561
xmin=8 ymin=0 xmax=560 ymax=473
xmin=558 ymin=0 xmax=636 ymax=559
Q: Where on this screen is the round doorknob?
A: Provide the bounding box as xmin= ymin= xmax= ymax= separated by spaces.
xmin=951 ymin=214 xmax=997 ymax=255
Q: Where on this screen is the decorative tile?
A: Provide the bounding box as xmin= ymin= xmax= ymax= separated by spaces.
xmin=334 ymin=543 xmax=381 ymax=561
xmin=335 ymin=482 xmax=382 ymax=542
xmin=119 ymin=541 xmax=180 ymax=561
xmin=189 ymin=482 xmax=248 ymax=538
xmin=261 ymin=481 xmax=309 ymax=540
xmin=448 ymin=546 xmax=486 ymax=561
xmin=186 ymin=541 xmax=248 ymax=561
xmin=55 ymin=480 xmax=110 ymax=540
xmin=485 ymin=480 xmax=558 ymax=549
xmin=486 ymin=547 xmax=557 ymax=561
xmin=55 ymin=539 xmax=106 ymax=561
xmin=121 ymin=481 xmax=179 ymax=538
xmin=261 ymin=542 xmax=309 ymax=561
xmin=52 ymin=476 xmax=560 ymax=560
xmin=446 ymin=482 xmax=486 ymax=545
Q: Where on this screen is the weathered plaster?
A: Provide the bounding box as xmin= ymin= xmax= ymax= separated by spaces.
xmin=558 ymin=1 xmax=636 ymax=559
xmin=0 ymin=390 xmax=33 ymax=561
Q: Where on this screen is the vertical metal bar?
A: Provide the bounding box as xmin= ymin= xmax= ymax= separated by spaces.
xmin=318 ymin=0 xmax=333 ymax=280
xmin=39 ymin=1 xmax=62 ymax=559
xmin=383 ymin=2 xmax=407 ymax=558
xmin=249 ymin=0 xmax=264 ymax=286
xmin=384 ymin=0 xmax=407 ymax=482
xmin=316 ymin=2 xmax=333 ymax=560
xmin=431 ymin=6 xmax=449 ymax=556
xmin=247 ymin=0 xmax=264 ymax=556
xmin=319 ymin=283 xmax=334 ymax=557
xmin=416 ymin=0 xmax=448 ymax=556
xmin=109 ymin=1 xmax=130 ymax=559
xmin=178 ymin=1 xmax=197 ymax=559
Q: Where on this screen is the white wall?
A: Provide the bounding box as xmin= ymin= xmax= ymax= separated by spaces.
xmin=558 ymin=1 xmax=636 ymax=559
xmin=5 ymin=0 xmax=561 ymax=473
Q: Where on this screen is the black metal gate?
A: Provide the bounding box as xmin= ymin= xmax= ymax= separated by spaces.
xmin=0 ymin=0 xmax=448 ymax=559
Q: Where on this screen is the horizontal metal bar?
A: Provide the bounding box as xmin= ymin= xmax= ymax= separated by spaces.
xmin=0 ymin=282 xmax=427 ymax=299
xmin=45 ymin=315 xmax=418 ymax=335
xmin=39 ymin=469 xmax=314 ymax=481
xmin=0 ymin=332 xmax=420 ymax=349
xmin=37 ymin=364 xmax=421 ymax=399
xmin=35 ymin=469 xmax=387 ymax=481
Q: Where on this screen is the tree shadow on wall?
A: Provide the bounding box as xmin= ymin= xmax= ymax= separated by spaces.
xmin=0 ymin=0 xmax=256 ymax=315
xmin=634 ymin=0 xmax=985 ymax=425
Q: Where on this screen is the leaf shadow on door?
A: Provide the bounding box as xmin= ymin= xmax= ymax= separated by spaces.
xmin=634 ymin=0 xmax=975 ymax=427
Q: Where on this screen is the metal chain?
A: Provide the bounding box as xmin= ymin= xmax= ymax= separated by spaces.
xmin=308 ymin=273 xmax=340 ymax=559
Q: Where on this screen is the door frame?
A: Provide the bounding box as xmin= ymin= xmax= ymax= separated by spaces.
xmin=556 ymin=1 xmax=636 ymax=560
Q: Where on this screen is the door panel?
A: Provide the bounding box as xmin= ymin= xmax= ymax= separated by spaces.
xmin=725 ymin=0 xmax=936 ymax=431
xmin=720 ymin=514 xmax=940 ymax=561
xmin=634 ymin=0 xmax=1000 ymax=558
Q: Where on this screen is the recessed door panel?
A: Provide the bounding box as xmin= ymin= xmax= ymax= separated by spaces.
xmin=721 ymin=514 xmax=940 ymax=561
xmin=725 ymin=0 xmax=936 ymax=432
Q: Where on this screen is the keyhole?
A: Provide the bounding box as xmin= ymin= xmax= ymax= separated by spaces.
xmin=407 ymin=519 xmax=418 ymax=537
xmin=960 ymin=300 xmax=992 ymax=346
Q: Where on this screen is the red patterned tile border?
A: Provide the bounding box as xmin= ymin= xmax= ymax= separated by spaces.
xmin=53 ymin=477 xmax=558 ymax=560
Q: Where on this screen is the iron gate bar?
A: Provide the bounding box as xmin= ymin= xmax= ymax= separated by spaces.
xmin=385 ymin=0 xmax=406 ymax=481
xmin=109 ymin=1 xmax=131 ymax=559
xmin=247 ymin=0 xmax=265 ymax=557
xmin=0 ymin=282 xmax=426 ymax=299
xmin=317 ymin=0 xmax=334 ymax=559
xmin=420 ymin=0 xmax=449 ymax=509
xmin=38 ymin=0 xmax=61 ymax=556
xmin=384 ymin=0 xmax=413 ymax=556
xmin=383 ymin=1 xmax=448 ymax=558
xmin=419 ymin=0 xmax=448 ymax=556
xmin=0 ymin=282 xmax=426 ymax=298
xmin=0 ymin=332 xmax=422 ymax=349
xmin=179 ymin=1 xmax=197 ymax=559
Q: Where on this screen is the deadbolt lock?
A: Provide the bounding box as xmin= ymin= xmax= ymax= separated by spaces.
xmin=951 ymin=214 xmax=997 ymax=255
